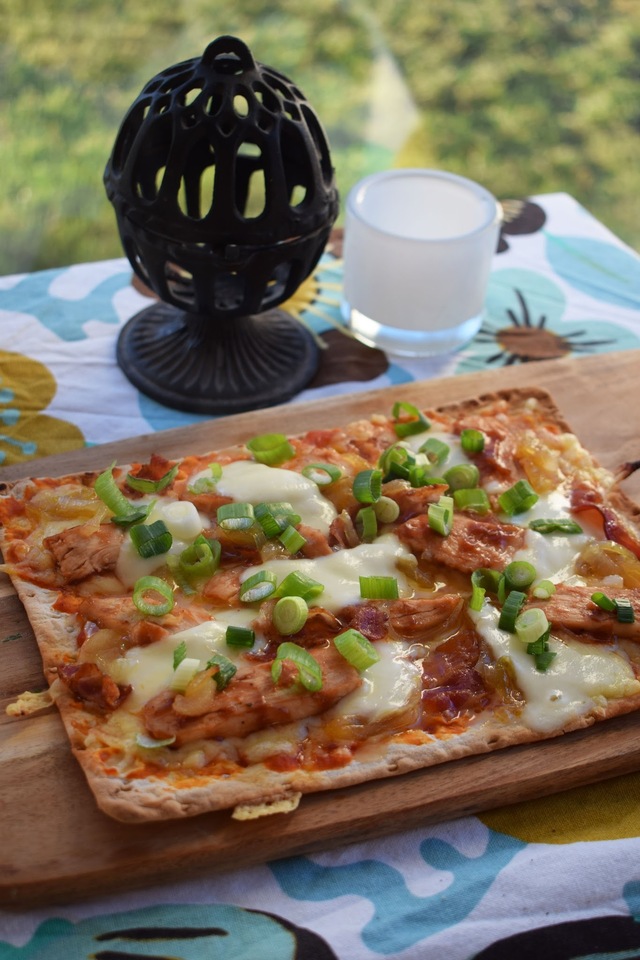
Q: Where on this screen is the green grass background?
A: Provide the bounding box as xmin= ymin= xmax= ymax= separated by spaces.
xmin=1 ymin=0 xmax=638 ymax=274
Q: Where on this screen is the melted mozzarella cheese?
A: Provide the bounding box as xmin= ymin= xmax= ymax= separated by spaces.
xmin=214 ymin=460 xmax=337 ymax=533
xmin=471 ymin=604 xmax=640 ymax=733
xmin=242 ymin=533 xmax=414 ymax=612
xmin=110 ymin=610 xmax=258 ymax=711
xmin=327 ymin=641 xmax=421 ymax=722
xmin=507 ymin=489 xmax=594 ymax=582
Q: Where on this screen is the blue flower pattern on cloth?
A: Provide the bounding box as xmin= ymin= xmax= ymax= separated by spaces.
xmin=270 ymin=831 xmax=527 ymax=955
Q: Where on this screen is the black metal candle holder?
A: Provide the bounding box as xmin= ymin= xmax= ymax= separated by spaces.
xmin=104 ymin=36 xmax=339 ymax=414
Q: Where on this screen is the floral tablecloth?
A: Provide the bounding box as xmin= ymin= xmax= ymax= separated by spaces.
xmin=2 ymin=192 xmax=640 ymax=959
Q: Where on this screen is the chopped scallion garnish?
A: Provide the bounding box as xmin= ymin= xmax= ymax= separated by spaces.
xmin=498 ymin=589 xmax=527 ymax=632
xmin=217 ymin=502 xmax=255 ymax=530
xmin=301 ymin=462 xmax=342 ymax=485
xmin=273 ymin=570 xmax=325 ymax=601
xmin=95 ymin=462 xmax=138 ymax=522
xmin=334 ymin=628 xmax=380 ymax=670
xmin=428 ymin=495 xmax=454 ymax=536
xmin=359 ymin=575 xmax=399 ymax=600
xmin=239 ymin=569 xmax=277 ymax=603
xmin=615 ymin=598 xmax=635 ymax=624
xmin=418 ymin=437 xmax=450 ymax=466
xmin=373 ymin=496 xmax=400 ymax=524
xmin=130 ymin=520 xmax=173 ymax=558
xmin=179 ymin=535 xmax=221 ymax=582
xmin=526 ymin=630 xmax=557 ymax=671
xmin=356 ymin=505 xmax=378 ymax=542
xmin=532 ymin=579 xmax=556 ymax=600
xmin=460 ymin=428 xmax=485 ymax=453
xmin=278 ymin=524 xmax=307 ymax=555
xmin=171 ymin=657 xmax=201 ymax=692
xmin=353 ymin=468 xmax=383 ymax=504
xmin=273 ymin=595 xmax=309 ymax=635
xmin=503 ymin=560 xmax=537 ymax=592
xmin=392 ymin=401 xmax=431 ymax=437
xmin=515 ymin=607 xmax=550 ymax=647
xmin=529 ymin=518 xmax=583 ymax=535
xmin=225 ymin=625 xmax=255 ymax=648
xmin=271 ymin=642 xmax=322 ymax=691
xmin=498 ymin=479 xmax=539 ymax=516
xmin=247 ymin=432 xmax=295 ymax=465
xmin=125 ymin=464 xmax=179 ymax=494
xmin=591 ymin=591 xmax=617 ymax=612
xmin=173 ymin=640 xmax=187 ymax=670
xmin=444 ymin=463 xmax=480 ymax=491
xmin=453 ymin=488 xmax=490 ymax=515
xmin=132 ymin=575 xmax=175 ymax=616
xmin=205 ymin=652 xmax=237 ymax=690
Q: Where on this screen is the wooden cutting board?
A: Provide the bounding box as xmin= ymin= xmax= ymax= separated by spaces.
xmin=3 ymin=350 xmax=640 ymax=906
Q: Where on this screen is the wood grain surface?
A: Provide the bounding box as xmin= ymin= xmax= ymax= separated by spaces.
xmin=2 ymin=350 xmax=640 ymax=906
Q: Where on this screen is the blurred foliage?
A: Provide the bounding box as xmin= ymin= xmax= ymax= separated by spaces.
xmin=0 ymin=0 xmax=638 ymax=274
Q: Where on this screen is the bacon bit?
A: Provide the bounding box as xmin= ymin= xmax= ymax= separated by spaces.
xmin=420 ymin=629 xmax=495 ymax=732
xmin=388 ymin=595 xmax=464 ymax=640
xmin=126 ymin=453 xmax=176 ymax=491
xmin=340 ymin=602 xmax=388 ymax=641
xmin=129 ymin=620 xmax=169 ymax=646
xmin=58 ymin=662 xmax=131 ymax=711
xmin=572 ymin=483 xmax=640 ymax=559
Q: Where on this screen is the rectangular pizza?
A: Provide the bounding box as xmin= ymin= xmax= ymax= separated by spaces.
xmin=2 ymin=387 xmax=640 ymax=823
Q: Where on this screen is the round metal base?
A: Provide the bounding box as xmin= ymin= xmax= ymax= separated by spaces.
xmin=117 ymin=303 xmax=319 ymax=415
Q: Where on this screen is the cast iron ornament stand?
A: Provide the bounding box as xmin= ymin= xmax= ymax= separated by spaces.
xmin=104 ymin=36 xmax=339 ymax=414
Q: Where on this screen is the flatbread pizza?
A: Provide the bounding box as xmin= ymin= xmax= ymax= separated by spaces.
xmin=2 ymin=387 xmax=640 ymax=822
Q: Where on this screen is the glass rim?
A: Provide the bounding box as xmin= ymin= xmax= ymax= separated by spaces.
xmin=345 ymin=168 xmax=503 ymax=244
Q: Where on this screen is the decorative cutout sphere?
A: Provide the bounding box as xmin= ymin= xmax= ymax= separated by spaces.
xmin=104 ymin=35 xmax=339 ymax=320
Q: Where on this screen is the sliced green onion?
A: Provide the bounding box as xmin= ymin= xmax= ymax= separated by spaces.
xmin=225 ymin=625 xmax=255 ymax=648
xmin=273 ymin=570 xmax=325 ymax=601
xmin=615 ymin=598 xmax=635 ymax=624
xmin=378 ymin=444 xmax=415 ymax=481
xmin=503 ymin=560 xmax=537 ymax=592
xmin=205 ymin=652 xmax=237 ymax=690
xmin=428 ymin=495 xmax=454 ymax=536
xmin=410 ymin=466 xmax=447 ymax=488
xmin=515 ymin=607 xmax=550 ymax=646
xmin=271 ymin=641 xmax=322 ymax=691
xmin=179 ymin=535 xmax=221 ymax=582
xmin=359 ymin=575 xmax=399 ymax=600
xmin=278 ymin=524 xmax=307 ymax=555
xmin=356 ymin=506 xmax=378 ymax=542
xmin=498 ymin=589 xmax=527 ymax=632
xmin=254 ymin=501 xmax=300 ymax=538
xmin=110 ymin=504 xmax=154 ymax=527
xmin=188 ymin=463 xmax=223 ymax=495
xmin=373 ymin=496 xmax=400 ymax=524
xmin=591 ymin=591 xmax=617 ymax=612
xmin=470 ymin=567 xmax=501 ymax=611
xmin=353 ymin=468 xmax=382 ymax=504
xmin=392 ymin=401 xmax=431 ymax=438
xmin=460 ymin=428 xmax=485 ymax=453
xmin=527 ymin=630 xmax=557 ymax=671
xmin=130 ymin=520 xmax=173 ymax=558
xmin=239 ymin=569 xmax=278 ymax=603
xmin=217 ymin=502 xmax=255 ymax=530
xmin=173 ymin=639 xmax=187 ymax=670
xmin=532 ymin=579 xmax=557 ymax=600
xmin=95 ymin=462 xmax=136 ymax=519
xmin=529 ymin=518 xmax=584 ymax=535
xmin=472 ymin=567 xmax=503 ymax=594
xmin=171 ymin=657 xmax=201 ymax=692
xmin=334 ymin=628 xmax=380 ymax=670
xmin=132 ymin=575 xmax=175 ymax=616
xmin=125 ymin=463 xmax=179 ymax=494
xmin=273 ymin=595 xmax=309 ymax=635
xmin=497 ymin=574 xmax=507 ymax=605
xmin=301 ymin=462 xmax=342 ymax=485
xmin=444 ymin=463 xmax=480 ymax=491
xmin=136 ymin=733 xmax=176 ymax=749
xmin=247 ymin=432 xmax=295 ymax=465
xmin=418 ymin=437 xmax=450 ymax=466
xmin=453 ymin=488 xmax=490 ymax=515
xmin=498 ymin=480 xmax=539 ymax=516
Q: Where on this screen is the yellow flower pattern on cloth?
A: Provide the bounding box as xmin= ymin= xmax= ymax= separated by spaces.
xmin=0 ymin=351 xmax=85 ymax=466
